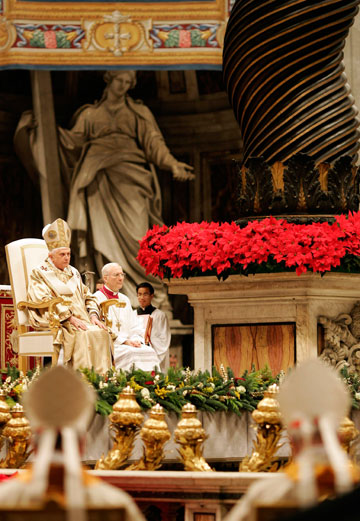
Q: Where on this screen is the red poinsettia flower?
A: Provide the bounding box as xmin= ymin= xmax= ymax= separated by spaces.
xmin=137 ymin=212 xmax=360 ymax=280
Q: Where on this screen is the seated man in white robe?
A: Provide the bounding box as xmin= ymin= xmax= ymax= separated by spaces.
xmin=95 ymin=263 xmax=160 ymax=372
xmin=136 ymin=282 xmax=171 ymax=372
xmin=27 ymin=218 xmax=112 ymax=374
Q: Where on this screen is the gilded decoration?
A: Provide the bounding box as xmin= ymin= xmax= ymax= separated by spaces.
xmin=95 ymin=385 xmax=144 ymax=470
xmin=0 ymin=17 xmax=16 ymax=51
xmin=1 ymin=302 xmax=17 ymax=368
xmin=0 ymin=0 xmax=228 ymax=68
xmin=83 ymin=11 xmax=152 ymax=56
xmin=319 ymin=301 xmax=360 ymax=374
xmin=239 ymin=384 xmax=284 ymax=473
xmin=174 ymin=403 xmax=213 ymax=472
xmin=0 ymin=403 xmax=32 ymax=469
xmin=127 ymin=403 xmax=171 ymax=471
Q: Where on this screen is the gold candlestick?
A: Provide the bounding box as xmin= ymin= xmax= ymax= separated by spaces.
xmin=0 ymin=390 xmax=11 ymax=452
xmin=95 ymin=385 xmax=144 ymax=470
xmin=174 ymin=403 xmax=213 ymax=472
xmin=240 ymin=383 xmax=284 ymax=472
xmin=338 ymin=416 xmax=359 ymax=454
xmin=0 ymin=403 xmax=32 ymax=469
xmin=127 ymin=403 xmax=171 ymax=471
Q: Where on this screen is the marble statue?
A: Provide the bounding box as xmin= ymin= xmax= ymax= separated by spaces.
xmin=16 ymin=71 xmax=194 ymax=309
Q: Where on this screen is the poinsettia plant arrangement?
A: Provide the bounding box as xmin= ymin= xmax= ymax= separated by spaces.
xmin=137 ymin=212 xmax=360 ymax=279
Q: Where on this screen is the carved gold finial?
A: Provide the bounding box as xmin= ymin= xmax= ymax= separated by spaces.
xmin=127 ymin=403 xmax=171 ymax=471
xmin=95 ymin=385 xmax=144 ymax=470
xmin=240 ymin=383 xmax=284 ymax=472
xmin=0 ymin=391 xmax=11 ymax=425
xmin=174 ymin=403 xmax=213 ymax=472
xmin=0 ymin=391 xmax=11 ymax=453
xmin=338 ymin=416 xmax=359 ymax=453
xmin=0 ymin=403 xmax=32 ymax=469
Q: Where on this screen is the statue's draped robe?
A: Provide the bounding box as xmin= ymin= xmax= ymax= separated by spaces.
xmin=95 ymin=290 xmax=160 ymax=372
xmin=28 ymin=258 xmax=112 ymax=374
xmin=62 ymin=97 xmax=176 ymax=309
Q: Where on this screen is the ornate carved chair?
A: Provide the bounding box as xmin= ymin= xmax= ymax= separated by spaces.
xmin=5 ymin=238 xmax=67 ymax=371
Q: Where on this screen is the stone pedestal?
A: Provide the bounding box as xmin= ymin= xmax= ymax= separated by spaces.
xmin=166 ymin=273 xmax=360 ymax=372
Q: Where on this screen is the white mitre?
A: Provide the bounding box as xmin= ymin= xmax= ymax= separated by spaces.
xmin=22 ymin=365 xmax=95 ymax=521
xmin=277 ymin=358 xmax=352 ymax=506
xmin=42 ymin=218 xmax=71 ymax=252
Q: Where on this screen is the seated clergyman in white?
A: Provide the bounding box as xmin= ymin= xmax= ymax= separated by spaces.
xmin=95 ymin=263 xmax=161 ymax=372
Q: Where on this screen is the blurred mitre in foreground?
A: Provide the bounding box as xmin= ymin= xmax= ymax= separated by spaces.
xmin=277 ymin=358 xmax=356 ymax=505
xmin=0 ymin=366 xmax=144 ymax=521
xmin=225 ymin=359 xmax=359 ymax=521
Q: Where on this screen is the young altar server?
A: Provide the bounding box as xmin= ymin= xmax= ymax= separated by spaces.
xmin=0 ymin=365 xmax=145 ymax=521
xmin=136 ymin=282 xmax=171 ymax=372
xmin=224 ymin=358 xmax=360 ymax=521
xmin=95 ymin=263 xmax=161 ymax=372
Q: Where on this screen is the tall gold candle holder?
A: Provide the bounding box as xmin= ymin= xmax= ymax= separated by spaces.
xmin=127 ymin=403 xmax=171 ymax=471
xmin=0 ymin=390 xmax=11 ymax=453
xmin=0 ymin=403 xmax=32 ymax=469
xmin=95 ymin=385 xmax=144 ymax=470
xmin=174 ymin=403 xmax=213 ymax=472
xmin=338 ymin=417 xmax=359 ymax=454
xmin=240 ymin=383 xmax=284 ymax=472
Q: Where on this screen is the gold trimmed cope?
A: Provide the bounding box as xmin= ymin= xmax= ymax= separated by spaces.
xmin=127 ymin=403 xmax=171 ymax=471
xmin=174 ymin=403 xmax=213 ymax=472
xmin=95 ymin=385 xmax=143 ymax=470
xmin=240 ymin=383 xmax=284 ymax=472
xmin=0 ymin=403 xmax=32 ymax=469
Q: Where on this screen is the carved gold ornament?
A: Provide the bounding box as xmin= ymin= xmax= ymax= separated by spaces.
xmin=338 ymin=416 xmax=359 ymax=454
xmin=0 ymin=403 xmax=32 ymax=469
xmin=95 ymin=385 xmax=143 ymax=470
xmin=17 ymin=296 xmax=71 ymax=340
xmin=174 ymin=403 xmax=213 ymax=472
xmin=0 ymin=18 xmax=16 ymax=51
xmin=127 ymin=403 xmax=171 ymax=471
xmin=0 ymin=391 xmax=11 ymax=453
xmin=83 ymin=11 xmax=152 ymax=56
xmin=240 ymin=383 xmax=284 ymax=472
xmin=99 ymin=299 xmax=126 ymax=329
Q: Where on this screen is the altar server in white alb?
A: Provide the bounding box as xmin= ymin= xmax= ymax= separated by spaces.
xmin=27 ymin=218 xmax=112 ymax=374
xmin=136 ymin=282 xmax=171 ymax=372
xmin=95 ymin=263 xmax=161 ymax=372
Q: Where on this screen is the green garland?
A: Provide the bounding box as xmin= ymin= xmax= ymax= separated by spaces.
xmin=2 ymin=364 xmax=360 ymax=417
xmin=80 ymin=365 xmax=278 ymax=416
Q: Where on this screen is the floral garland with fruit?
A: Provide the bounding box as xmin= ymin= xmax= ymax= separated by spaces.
xmin=137 ymin=212 xmax=360 ymax=279
xmin=2 ymin=364 xmax=360 ymax=418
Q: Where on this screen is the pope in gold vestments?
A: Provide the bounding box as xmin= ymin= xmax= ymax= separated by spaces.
xmin=27 ymin=218 xmax=112 ymax=374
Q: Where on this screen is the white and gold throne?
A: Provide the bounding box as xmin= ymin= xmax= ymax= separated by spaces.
xmin=5 ymin=238 xmax=66 ymax=371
